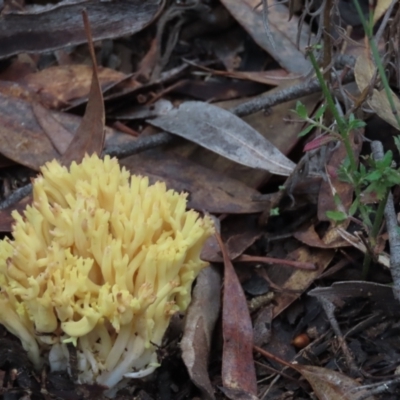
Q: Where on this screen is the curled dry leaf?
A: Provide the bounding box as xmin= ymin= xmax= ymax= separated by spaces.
xmin=336 ymin=227 xmax=390 ymax=268
xmin=181 ymin=266 xmax=222 ymax=400
xmin=355 ymin=53 xmax=400 ymax=131
xmin=149 ymin=101 xmax=295 ymax=176
xmin=293 ymin=364 xmax=375 ymax=400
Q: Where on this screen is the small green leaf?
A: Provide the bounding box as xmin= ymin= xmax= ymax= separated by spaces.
xmin=347 ymin=114 xmax=366 ymax=130
xmin=349 ymin=198 xmax=359 ymax=216
xmin=364 ymin=170 xmax=382 ymax=182
xmin=394 ymin=136 xmax=400 ymax=154
xmin=314 ymin=104 xmax=327 ymax=120
xmin=295 ymin=101 xmax=308 ymax=119
xmin=381 ymin=150 xmax=393 ymax=168
xmin=270 ymin=207 xmax=280 ymax=216
xmin=298 ymin=124 xmax=314 ymax=137
xmin=326 ymin=210 xmax=347 ymax=222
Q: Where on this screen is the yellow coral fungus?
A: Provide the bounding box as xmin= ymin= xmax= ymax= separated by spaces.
xmin=0 ymin=154 xmax=214 ymax=388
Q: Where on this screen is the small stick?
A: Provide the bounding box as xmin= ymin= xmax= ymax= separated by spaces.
xmin=236 ymin=254 xmax=316 ymax=270
xmin=229 ymin=70 xmax=354 ymax=117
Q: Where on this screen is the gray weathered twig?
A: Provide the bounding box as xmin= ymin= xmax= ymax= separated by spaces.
xmin=229 ymin=69 xmax=354 ymax=117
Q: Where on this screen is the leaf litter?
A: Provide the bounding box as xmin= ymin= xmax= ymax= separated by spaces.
xmin=0 ymin=1 xmax=400 ymax=399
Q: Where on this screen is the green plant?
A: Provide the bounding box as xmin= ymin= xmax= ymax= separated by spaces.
xmin=295 ymin=98 xmax=400 ymax=277
xmin=294 ymin=53 xmax=400 ymax=279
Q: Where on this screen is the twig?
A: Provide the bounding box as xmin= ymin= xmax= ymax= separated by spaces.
xmin=318 ymin=296 xmax=359 ymax=375
xmin=236 ymin=254 xmax=316 ymax=270
xmin=370 ymin=141 xmax=400 ymax=303
xmin=0 ymin=183 xmax=33 ymax=210
xmin=229 ymin=70 xmax=354 ymax=117
xmin=103 ymin=131 xmax=173 ymax=158
xmin=0 ymin=132 xmax=174 ymax=210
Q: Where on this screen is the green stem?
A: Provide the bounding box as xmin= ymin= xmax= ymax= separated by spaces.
xmin=362 ymin=189 xmax=389 ymax=279
xmin=370 ymin=189 xmax=389 ymax=245
xmin=307 ymin=49 xmax=358 ymax=174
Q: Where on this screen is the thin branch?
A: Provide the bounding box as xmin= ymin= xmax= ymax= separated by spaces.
xmin=103 ymin=131 xmax=173 ymax=158
xmin=229 ymin=69 xmax=354 ymax=117
xmin=0 ymin=183 xmax=33 ymax=210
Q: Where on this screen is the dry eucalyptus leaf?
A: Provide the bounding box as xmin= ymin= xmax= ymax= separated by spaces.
xmin=0 ymin=0 xmax=163 ymax=59
xmin=32 ymin=102 xmax=73 ymax=154
xmin=373 ymin=0 xmax=394 ymax=25
xmin=149 ymin=101 xmax=295 ymax=176
xmin=355 ymin=53 xmax=400 ymax=131
xmin=219 ymin=0 xmax=312 ymax=74
xmin=215 ymin=234 xmax=258 ymax=397
xmin=294 ymin=364 xmax=375 ymax=400
xmin=61 ymin=12 xmax=105 ymax=166
xmin=181 ymin=266 xmax=221 ymax=400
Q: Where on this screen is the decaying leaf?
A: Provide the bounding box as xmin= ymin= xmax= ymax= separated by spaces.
xmin=219 ymin=0 xmax=312 ymax=74
xmin=355 ymin=53 xmax=400 ymax=131
xmin=181 ymin=266 xmax=222 ymax=400
xmin=61 ymin=12 xmax=105 ymax=165
xmin=32 ymin=102 xmax=73 ymax=154
xmin=373 ymin=0 xmax=394 ymax=25
xmin=0 ymin=0 xmax=163 ymax=59
xmin=149 ymin=101 xmax=296 ymax=176
xmin=336 ymin=227 xmax=390 ymax=268
xmin=122 ymin=150 xmax=268 ymax=214
xmin=294 ymin=364 xmax=375 ymax=400
xmin=309 ymin=281 xmax=400 ymax=316
xmin=272 ymin=247 xmax=334 ymax=317
xmin=215 ymin=233 xmax=258 ymax=398
xmin=22 ymin=65 xmax=129 ymax=108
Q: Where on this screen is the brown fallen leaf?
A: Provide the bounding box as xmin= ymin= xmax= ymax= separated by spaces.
xmin=355 ymin=53 xmax=400 ymax=131
xmin=181 ymin=266 xmax=222 ymax=400
xmin=61 ymin=11 xmax=105 ymax=166
xmin=121 ymin=150 xmax=268 ymax=214
xmin=149 ymin=101 xmax=296 ymax=176
xmin=0 ymin=92 xmax=60 ymax=169
xmin=21 ymin=65 xmax=128 ymax=109
xmin=255 ymin=346 xmax=375 ymax=400
xmin=309 ymin=281 xmax=400 ymax=317
xmin=0 ymin=90 xmax=133 ymax=171
xmin=32 ymin=102 xmax=73 ymax=155
xmin=201 ymin=214 xmax=264 ymax=262
xmin=373 ymin=0 xmax=394 ymax=24
xmin=215 ymin=233 xmax=258 ymax=398
xmin=294 ymin=364 xmax=375 ymax=400
xmin=294 ymin=224 xmax=350 ymax=249
xmin=271 ymin=247 xmax=334 ymax=317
